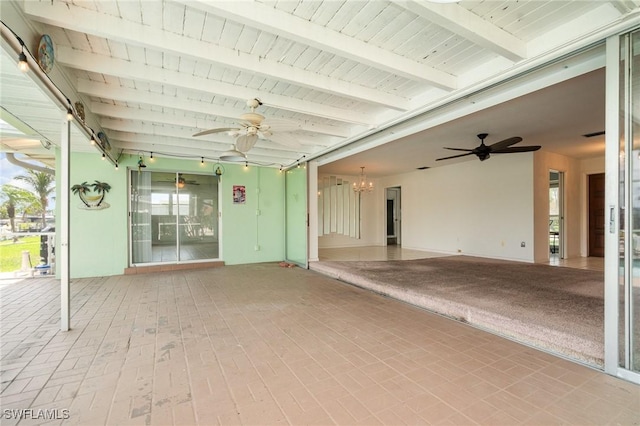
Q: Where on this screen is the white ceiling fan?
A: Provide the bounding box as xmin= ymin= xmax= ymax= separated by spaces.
xmin=193 ymin=98 xmax=301 ymax=153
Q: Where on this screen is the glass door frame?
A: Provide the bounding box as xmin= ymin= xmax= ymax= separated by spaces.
xmin=128 ymin=168 xmax=221 ymax=266
xmin=284 ymin=164 xmax=309 ymax=268
xmin=604 ymin=33 xmax=640 ymax=384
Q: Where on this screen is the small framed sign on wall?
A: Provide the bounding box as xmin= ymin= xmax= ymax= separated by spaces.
xmin=233 ymin=185 xmax=246 ymax=204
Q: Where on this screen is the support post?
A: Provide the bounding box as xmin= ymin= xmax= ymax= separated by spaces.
xmin=60 ymin=115 xmax=70 ymax=331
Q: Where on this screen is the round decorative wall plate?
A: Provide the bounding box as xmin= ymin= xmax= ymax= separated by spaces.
xmin=37 ymin=34 xmax=54 ymax=74
xmin=74 ymin=101 xmax=85 ymax=121
xmin=97 ymin=131 xmax=111 ymax=152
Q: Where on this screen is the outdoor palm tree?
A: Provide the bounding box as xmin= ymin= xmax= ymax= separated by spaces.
xmin=0 ymin=184 xmax=38 ymax=234
xmin=15 ymin=170 xmax=55 ymax=229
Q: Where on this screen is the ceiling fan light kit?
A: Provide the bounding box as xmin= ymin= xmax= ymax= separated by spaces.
xmin=193 ymin=98 xmax=301 ymax=155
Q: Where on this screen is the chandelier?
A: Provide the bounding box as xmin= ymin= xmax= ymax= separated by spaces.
xmin=353 ymin=167 xmax=373 ymax=193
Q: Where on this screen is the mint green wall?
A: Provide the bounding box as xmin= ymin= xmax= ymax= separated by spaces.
xmin=220 ymin=165 xmax=285 ymax=264
xmin=57 ymin=152 xmax=286 ymax=277
xmin=62 ymin=151 xmax=128 ymax=278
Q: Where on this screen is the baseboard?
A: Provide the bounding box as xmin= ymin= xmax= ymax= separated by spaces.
xmin=124 ymin=261 xmax=225 ymax=275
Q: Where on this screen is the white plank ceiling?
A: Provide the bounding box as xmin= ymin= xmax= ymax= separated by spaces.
xmin=2 ymin=0 xmax=640 ymax=172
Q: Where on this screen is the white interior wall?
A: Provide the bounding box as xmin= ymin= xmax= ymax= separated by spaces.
xmin=317 ymin=174 xmax=383 ymax=248
xmin=379 ymin=154 xmax=536 ymax=262
xmin=317 ymin=153 xmax=600 ymax=261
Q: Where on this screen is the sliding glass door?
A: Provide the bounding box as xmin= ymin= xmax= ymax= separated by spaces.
xmin=605 ymin=31 xmax=640 ymax=383
xmin=285 ymin=165 xmax=307 ymax=267
xmin=130 ymin=170 xmax=219 ymax=264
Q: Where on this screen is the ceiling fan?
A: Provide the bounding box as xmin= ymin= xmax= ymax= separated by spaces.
xmin=193 ymin=98 xmax=301 ymax=152
xmin=162 ymin=173 xmax=199 ymax=188
xmin=436 ymin=133 xmax=541 ymax=162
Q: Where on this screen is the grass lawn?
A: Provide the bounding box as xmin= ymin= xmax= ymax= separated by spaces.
xmin=0 ymin=236 xmax=41 ymax=273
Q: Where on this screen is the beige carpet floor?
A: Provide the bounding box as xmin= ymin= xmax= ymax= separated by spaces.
xmin=310 ymin=256 xmax=604 ymax=367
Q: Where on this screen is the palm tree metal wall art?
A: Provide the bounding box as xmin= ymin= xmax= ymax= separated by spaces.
xmin=71 ymin=180 xmax=111 ymax=210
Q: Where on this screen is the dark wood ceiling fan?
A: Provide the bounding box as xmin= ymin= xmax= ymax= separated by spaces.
xmin=436 ymin=133 xmax=541 ymax=162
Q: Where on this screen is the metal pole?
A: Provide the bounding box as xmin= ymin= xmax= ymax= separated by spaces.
xmin=60 ymin=115 xmax=70 ymax=331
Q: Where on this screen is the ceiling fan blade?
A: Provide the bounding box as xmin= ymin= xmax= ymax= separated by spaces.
xmin=443 ymin=147 xmax=474 ymax=152
xmin=193 ymin=127 xmax=239 ymax=137
xmin=266 ymin=132 xmax=302 ymax=148
xmin=236 ymin=134 xmax=258 ymax=152
xmin=261 ymin=118 xmax=301 ymax=132
xmin=487 ymin=136 xmax=523 ymax=151
xmin=435 ymin=152 xmax=474 ymax=161
xmin=492 ymin=145 xmax=541 ymax=153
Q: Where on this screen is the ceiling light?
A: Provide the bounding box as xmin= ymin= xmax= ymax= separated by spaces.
xmin=101 ymin=153 xmax=106 ymax=160
xmin=219 ymin=147 xmax=247 ymax=162
xmin=66 ymin=108 xmax=74 ymax=121
xmin=150 ymin=152 xmax=154 ymax=161
xmin=353 ymin=167 xmax=373 ymax=193
xmin=18 ymin=48 xmax=28 ymax=72
xmin=200 ymin=157 xmax=205 ymax=166
xmin=90 ymin=135 xmax=96 ymax=145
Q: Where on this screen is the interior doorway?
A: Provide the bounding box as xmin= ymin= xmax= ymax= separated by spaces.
xmin=386 ymin=187 xmax=401 ymax=246
xmin=588 ymin=173 xmax=605 ymax=257
xmin=549 ymin=170 xmax=564 ymax=259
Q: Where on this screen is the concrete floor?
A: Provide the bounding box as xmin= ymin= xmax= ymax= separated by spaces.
xmin=0 ymin=262 xmax=637 ymax=425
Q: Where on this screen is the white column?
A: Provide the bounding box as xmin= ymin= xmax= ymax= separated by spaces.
xmin=60 ymin=114 xmax=71 ymax=331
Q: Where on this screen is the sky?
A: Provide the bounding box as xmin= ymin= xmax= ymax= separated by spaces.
xmin=0 ymin=152 xmax=28 ymax=186
xmin=0 ymin=152 xmax=56 ymax=210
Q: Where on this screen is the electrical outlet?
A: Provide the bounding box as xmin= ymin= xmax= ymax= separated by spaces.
xmin=254 ymin=245 xmax=260 ymax=251
xmin=521 ymin=241 xmax=526 ymax=247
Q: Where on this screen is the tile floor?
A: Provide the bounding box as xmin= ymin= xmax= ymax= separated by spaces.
xmin=1 ymin=263 xmax=638 ymax=425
